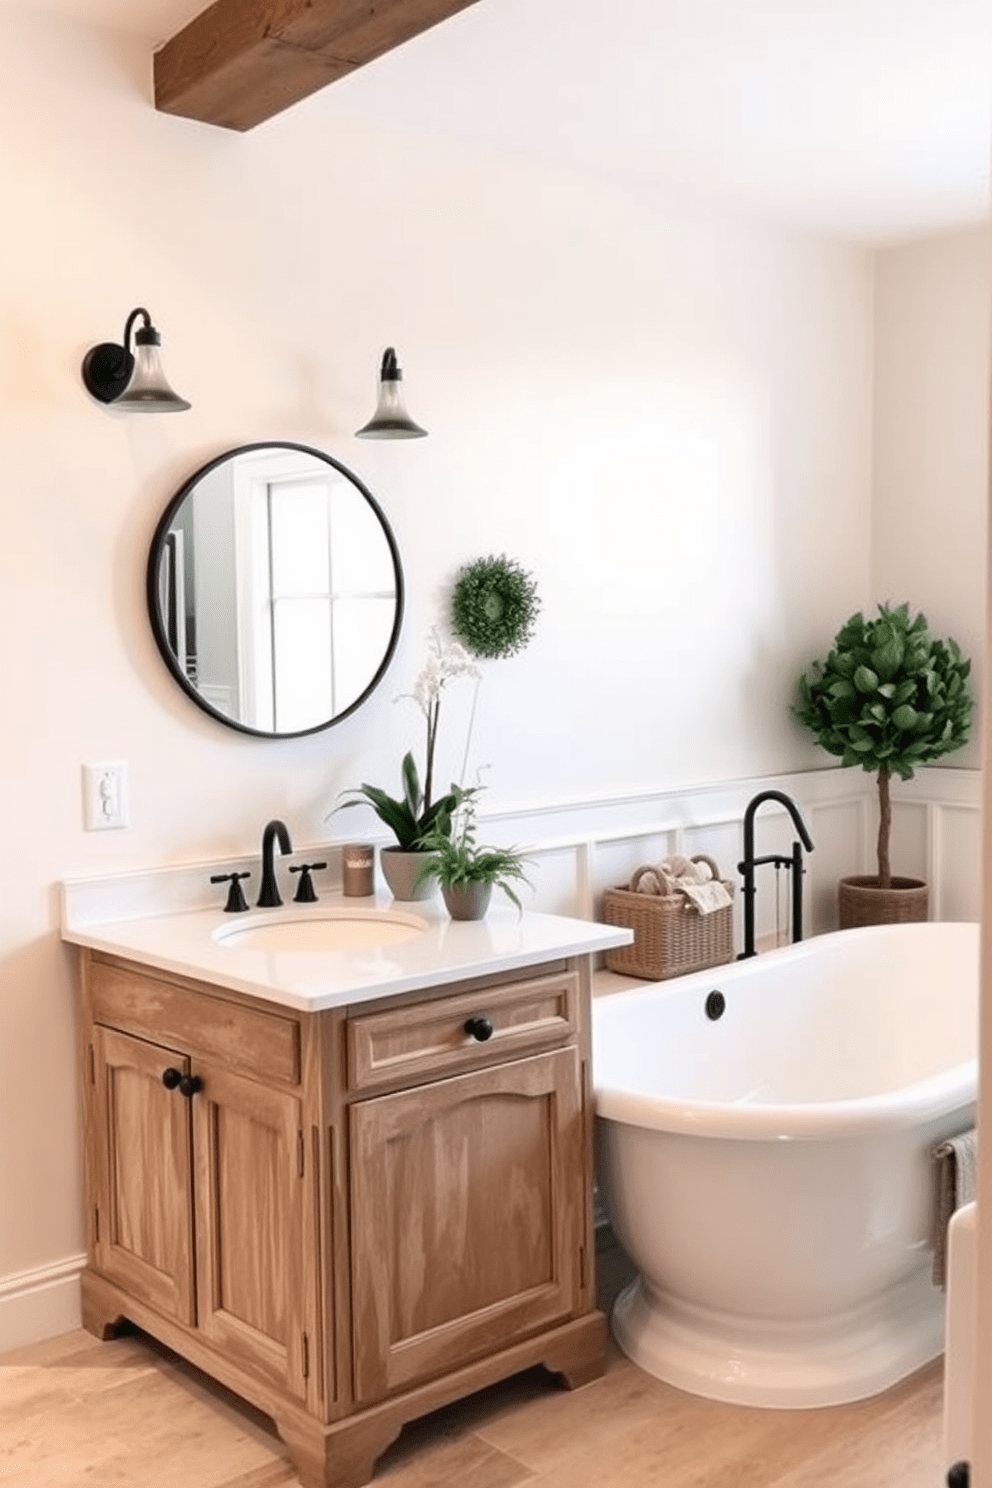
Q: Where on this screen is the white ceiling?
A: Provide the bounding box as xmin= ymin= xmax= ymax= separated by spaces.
xmin=12 ymin=0 xmax=992 ymax=242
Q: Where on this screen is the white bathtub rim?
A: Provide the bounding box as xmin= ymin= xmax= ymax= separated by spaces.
xmin=593 ymin=919 xmax=978 ymax=1140
xmin=611 ymin=1266 xmax=945 ymax=1408
xmin=595 ymin=1065 xmax=977 ymax=1140
xmin=594 ymin=920 xmax=978 ymax=1013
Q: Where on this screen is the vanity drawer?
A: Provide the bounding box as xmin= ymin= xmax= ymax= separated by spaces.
xmin=87 ymin=957 xmax=301 ymax=1087
xmin=346 ymin=971 xmax=578 ymax=1093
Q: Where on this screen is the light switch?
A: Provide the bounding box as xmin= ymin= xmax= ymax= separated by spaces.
xmin=83 ymin=762 xmax=129 ymax=830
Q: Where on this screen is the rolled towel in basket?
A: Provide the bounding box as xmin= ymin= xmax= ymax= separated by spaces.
xmin=678 ymin=879 xmax=733 ymax=915
xmin=663 ymin=855 xmax=731 ymax=914
xmin=629 ymin=857 xmax=732 ymax=914
xmin=931 ymin=1127 xmax=978 ymax=1289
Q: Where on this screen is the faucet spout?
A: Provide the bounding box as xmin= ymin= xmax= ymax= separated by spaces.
xmin=738 ymin=790 xmax=814 ymax=959
xmin=743 ymin=789 xmax=814 ymax=855
xmin=258 ymin=819 xmax=293 ymax=907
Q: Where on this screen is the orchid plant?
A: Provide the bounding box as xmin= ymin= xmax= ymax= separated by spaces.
xmin=335 ymin=629 xmax=482 ymax=851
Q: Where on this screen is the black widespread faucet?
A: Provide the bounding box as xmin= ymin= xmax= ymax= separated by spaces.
xmin=737 ymin=790 xmax=814 ymax=959
xmin=258 ymin=819 xmax=293 ymax=907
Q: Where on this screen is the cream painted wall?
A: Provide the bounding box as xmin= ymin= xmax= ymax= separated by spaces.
xmin=873 ymin=223 xmax=991 ymax=773
xmin=0 ymin=8 xmax=875 ymax=1296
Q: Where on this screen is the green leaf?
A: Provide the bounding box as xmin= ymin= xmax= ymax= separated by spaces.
xmin=401 ymin=751 xmax=422 ymax=816
xmin=871 ymin=637 xmax=903 ymax=680
xmin=891 ymin=704 xmax=918 ymax=730
xmin=854 ymin=665 xmax=879 ymax=693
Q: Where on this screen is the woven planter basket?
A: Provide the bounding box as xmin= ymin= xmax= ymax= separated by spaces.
xmin=838 ymin=874 xmax=929 ymax=929
xmin=603 ymin=853 xmax=735 ymax=981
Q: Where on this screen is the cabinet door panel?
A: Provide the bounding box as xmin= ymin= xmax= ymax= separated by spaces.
xmin=351 ymin=1048 xmax=583 ymax=1402
xmin=93 ymin=1027 xmax=195 ymax=1325
xmin=193 ymin=1064 xmax=307 ymax=1399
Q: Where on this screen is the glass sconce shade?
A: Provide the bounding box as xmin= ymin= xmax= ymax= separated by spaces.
xmin=81 ymin=307 xmax=191 ymax=412
xmin=355 ymin=347 xmax=427 ymax=439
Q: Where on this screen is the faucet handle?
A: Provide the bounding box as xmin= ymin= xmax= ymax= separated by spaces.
xmin=289 ymin=862 xmax=327 ymax=904
xmin=210 ymin=871 xmax=251 ymax=913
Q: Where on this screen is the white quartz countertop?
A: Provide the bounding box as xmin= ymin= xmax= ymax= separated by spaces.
xmin=61 ymin=882 xmax=633 ymax=1013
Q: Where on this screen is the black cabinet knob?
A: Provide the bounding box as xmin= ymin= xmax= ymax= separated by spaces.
xmin=464 ymin=1016 xmax=494 ymax=1042
xmin=179 ymin=1073 xmax=203 ymax=1098
xmin=162 ymin=1067 xmax=182 ymax=1090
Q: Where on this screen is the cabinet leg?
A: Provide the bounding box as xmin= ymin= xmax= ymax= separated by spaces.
xmin=80 ymin=1269 xmax=127 ymax=1341
xmin=275 ymin=1409 xmax=403 ymax=1488
xmin=542 ymin=1309 xmax=607 ymax=1389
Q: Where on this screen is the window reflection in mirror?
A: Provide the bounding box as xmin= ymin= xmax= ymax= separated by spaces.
xmin=148 ymin=444 xmax=403 ymax=737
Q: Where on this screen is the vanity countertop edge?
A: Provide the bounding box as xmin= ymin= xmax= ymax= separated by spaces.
xmin=60 ymin=884 xmax=633 ymax=1013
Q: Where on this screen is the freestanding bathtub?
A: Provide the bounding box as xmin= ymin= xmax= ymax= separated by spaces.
xmin=593 ymin=920 xmax=978 ymax=1408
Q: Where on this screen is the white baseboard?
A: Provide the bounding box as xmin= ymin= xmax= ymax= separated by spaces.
xmin=0 ymin=1254 xmax=85 ymax=1354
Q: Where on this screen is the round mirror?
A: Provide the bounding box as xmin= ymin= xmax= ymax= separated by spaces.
xmin=147 ymin=442 xmax=404 ymax=737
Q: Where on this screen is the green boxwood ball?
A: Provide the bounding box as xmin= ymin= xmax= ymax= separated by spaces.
xmin=450 ymin=555 xmax=541 ymax=659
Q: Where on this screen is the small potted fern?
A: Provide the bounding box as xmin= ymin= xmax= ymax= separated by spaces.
xmin=414 ymin=794 xmax=532 ymax=920
xmin=794 ymin=602 xmax=973 ymax=927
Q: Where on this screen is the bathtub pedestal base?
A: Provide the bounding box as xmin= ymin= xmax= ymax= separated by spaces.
xmin=612 ymin=1267 xmax=944 ymax=1409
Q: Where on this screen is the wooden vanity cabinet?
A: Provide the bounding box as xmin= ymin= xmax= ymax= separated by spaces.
xmin=85 ymin=986 xmax=309 ymax=1403
xmin=77 ymin=950 xmax=605 ymax=1488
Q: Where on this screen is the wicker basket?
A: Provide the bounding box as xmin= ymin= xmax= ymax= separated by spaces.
xmin=603 ymin=853 xmax=736 ymax=980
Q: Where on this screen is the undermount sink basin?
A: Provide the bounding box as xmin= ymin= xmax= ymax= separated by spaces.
xmin=213 ymin=908 xmax=429 ymax=954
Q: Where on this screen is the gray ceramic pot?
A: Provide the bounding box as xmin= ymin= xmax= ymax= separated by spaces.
xmin=379 ymin=848 xmax=438 ymax=901
xmin=441 ymin=882 xmax=493 ymax=921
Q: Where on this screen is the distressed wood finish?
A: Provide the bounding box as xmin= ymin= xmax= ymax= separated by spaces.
xmin=193 ymin=1062 xmax=308 ymax=1399
xmin=346 ymin=970 xmax=578 ymax=1092
xmin=154 ymin=0 xmax=483 ymax=131
xmin=90 ymin=955 xmax=301 ymax=1087
xmin=350 ymin=1047 xmax=583 ymax=1402
xmin=75 ymin=948 xmax=603 ymax=1488
xmin=91 ymin=1027 xmax=196 ymax=1326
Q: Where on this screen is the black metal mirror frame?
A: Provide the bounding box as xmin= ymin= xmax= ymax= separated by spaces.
xmin=146 ymin=441 xmax=405 ymax=739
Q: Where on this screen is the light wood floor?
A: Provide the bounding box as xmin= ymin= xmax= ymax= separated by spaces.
xmin=1 ymin=1244 xmax=947 ymax=1488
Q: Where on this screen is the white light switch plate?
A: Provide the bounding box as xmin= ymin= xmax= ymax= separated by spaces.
xmin=83 ymin=762 xmax=129 ymax=830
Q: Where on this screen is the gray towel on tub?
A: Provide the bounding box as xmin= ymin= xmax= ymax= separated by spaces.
xmin=931 ymin=1128 xmax=978 ymax=1289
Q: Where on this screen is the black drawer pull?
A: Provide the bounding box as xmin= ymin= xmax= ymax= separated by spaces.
xmin=179 ymin=1073 xmax=203 ymax=1098
xmin=162 ymin=1067 xmax=182 ymax=1090
xmin=464 ymin=1016 xmax=494 ymax=1043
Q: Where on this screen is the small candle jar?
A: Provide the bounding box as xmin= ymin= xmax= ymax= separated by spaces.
xmin=341 ymin=843 xmax=375 ymax=897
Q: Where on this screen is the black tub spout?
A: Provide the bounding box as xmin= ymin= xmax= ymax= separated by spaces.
xmin=737 ymin=790 xmax=814 ymax=959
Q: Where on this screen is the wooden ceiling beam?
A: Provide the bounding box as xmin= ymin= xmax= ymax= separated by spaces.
xmin=154 ymin=0 xmax=482 ymax=132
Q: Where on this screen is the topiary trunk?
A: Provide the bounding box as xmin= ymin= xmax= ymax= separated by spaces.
xmin=876 ymin=766 xmax=891 ymax=889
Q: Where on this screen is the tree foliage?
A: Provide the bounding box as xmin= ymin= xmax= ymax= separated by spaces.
xmin=794 ymin=603 xmax=972 ymax=885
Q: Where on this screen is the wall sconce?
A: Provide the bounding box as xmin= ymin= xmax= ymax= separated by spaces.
xmin=355 ymin=347 xmax=427 ymax=439
xmin=81 ymin=307 xmax=191 ymax=413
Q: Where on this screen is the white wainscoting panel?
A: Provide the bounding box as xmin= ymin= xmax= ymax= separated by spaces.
xmin=470 ymin=765 xmax=981 ymax=957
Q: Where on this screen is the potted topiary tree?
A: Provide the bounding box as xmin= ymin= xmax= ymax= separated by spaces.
xmin=794 ymin=603 xmax=973 ymax=928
